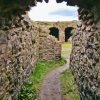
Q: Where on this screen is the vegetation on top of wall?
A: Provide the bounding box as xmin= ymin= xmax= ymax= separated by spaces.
xmin=32 ymin=21 xmax=77 ymax=33
xmin=18 ymin=58 xmax=66 ymax=100
xmin=32 ymin=21 xmax=77 ymax=26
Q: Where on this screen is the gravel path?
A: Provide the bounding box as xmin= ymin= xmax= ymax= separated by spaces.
xmin=39 ymin=52 xmax=70 ymax=100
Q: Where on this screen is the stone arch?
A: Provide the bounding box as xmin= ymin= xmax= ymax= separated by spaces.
xmin=49 ymin=27 xmax=59 ymax=40
xmin=64 ymin=27 xmax=74 ymax=42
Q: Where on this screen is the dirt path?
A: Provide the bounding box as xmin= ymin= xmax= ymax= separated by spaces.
xmin=39 ymin=54 xmax=70 ymax=100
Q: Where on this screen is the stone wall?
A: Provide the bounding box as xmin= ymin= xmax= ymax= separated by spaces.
xmin=38 ymin=27 xmax=61 ymax=60
xmin=70 ymin=8 xmax=100 ymax=100
xmin=0 ymin=14 xmax=61 ymax=100
xmin=0 ymin=14 xmax=39 ymax=100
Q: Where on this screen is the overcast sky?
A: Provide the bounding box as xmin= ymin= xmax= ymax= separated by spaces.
xmin=28 ymin=1 xmax=78 ymax=22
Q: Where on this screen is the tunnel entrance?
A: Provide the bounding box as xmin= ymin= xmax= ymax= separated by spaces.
xmin=0 ymin=0 xmax=99 ymax=100
xmin=49 ymin=27 xmax=59 ymax=40
xmin=64 ymin=27 xmax=74 ymax=42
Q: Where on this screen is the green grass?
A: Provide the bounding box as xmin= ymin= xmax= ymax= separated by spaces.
xmin=60 ymin=69 xmax=80 ymax=100
xmin=18 ymin=58 xmax=66 ymax=100
xmin=62 ymin=50 xmax=71 ymax=56
xmin=61 ymin=42 xmax=72 ymax=56
xmin=62 ymin=42 xmax=72 ymax=49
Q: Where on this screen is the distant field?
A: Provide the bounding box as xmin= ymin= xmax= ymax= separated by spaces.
xmin=62 ymin=42 xmax=72 ymax=49
xmin=62 ymin=50 xmax=71 ymax=55
xmin=61 ymin=42 xmax=72 ymax=56
xmin=32 ymin=21 xmax=77 ymax=29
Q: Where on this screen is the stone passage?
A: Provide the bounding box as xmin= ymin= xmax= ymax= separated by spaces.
xmin=0 ymin=12 xmax=61 ymax=100
xmin=39 ymin=55 xmax=70 ymax=100
xmin=39 ymin=65 xmax=68 ymax=100
xmin=0 ymin=15 xmax=61 ymax=100
xmin=0 ymin=0 xmax=100 ymax=100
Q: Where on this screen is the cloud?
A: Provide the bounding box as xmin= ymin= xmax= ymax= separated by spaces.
xmin=28 ymin=1 xmax=78 ymax=21
xmin=50 ymin=9 xmax=76 ymax=17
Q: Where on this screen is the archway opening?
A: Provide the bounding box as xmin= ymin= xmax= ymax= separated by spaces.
xmin=64 ymin=27 xmax=74 ymax=42
xmin=49 ymin=27 xmax=59 ymax=40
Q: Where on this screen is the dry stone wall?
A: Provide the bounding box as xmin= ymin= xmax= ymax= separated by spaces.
xmin=0 ymin=14 xmax=61 ymax=100
xmin=0 ymin=14 xmax=39 ymax=100
xmin=70 ymin=8 xmax=100 ymax=100
xmin=38 ymin=26 xmax=61 ymax=60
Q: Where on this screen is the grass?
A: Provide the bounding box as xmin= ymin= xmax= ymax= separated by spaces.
xmin=18 ymin=58 xmax=66 ymax=100
xmin=61 ymin=42 xmax=72 ymax=56
xmin=62 ymin=50 xmax=71 ymax=56
xmin=61 ymin=42 xmax=80 ymax=100
xmin=62 ymin=42 xmax=72 ymax=49
xmin=60 ymin=69 xmax=80 ymax=100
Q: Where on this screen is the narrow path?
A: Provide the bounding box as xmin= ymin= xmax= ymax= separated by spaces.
xmin=39 ymin=54 xmax=70 ymax=100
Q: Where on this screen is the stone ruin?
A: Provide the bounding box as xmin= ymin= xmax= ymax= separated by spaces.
xmin=36 ymin=21 xmax=76 ymax=42
xmin=0 ymin=0 xmax=100 ymax=100
xmin=49 ymin=27 xmax=59 ymax=40
xmin=38 ymin=26 xmax=61 ymax=60
xmin=49 ymin=26 xmax=75 ymax=42
xmin=0 ymin=2 xmax=61 ymax=100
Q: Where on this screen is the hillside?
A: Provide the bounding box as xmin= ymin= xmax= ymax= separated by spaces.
xmin=32 ymin=20 xmax=77 ymax=29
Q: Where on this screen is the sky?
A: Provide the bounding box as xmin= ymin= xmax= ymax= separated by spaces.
xmin=28 ymin=0 xmax=78 ymax=22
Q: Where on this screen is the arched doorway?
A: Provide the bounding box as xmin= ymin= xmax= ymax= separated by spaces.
xmin=64 ymin=27 xmax=74 ymax=42
xmin=49 ymin=27 xmax=59 ymax=40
